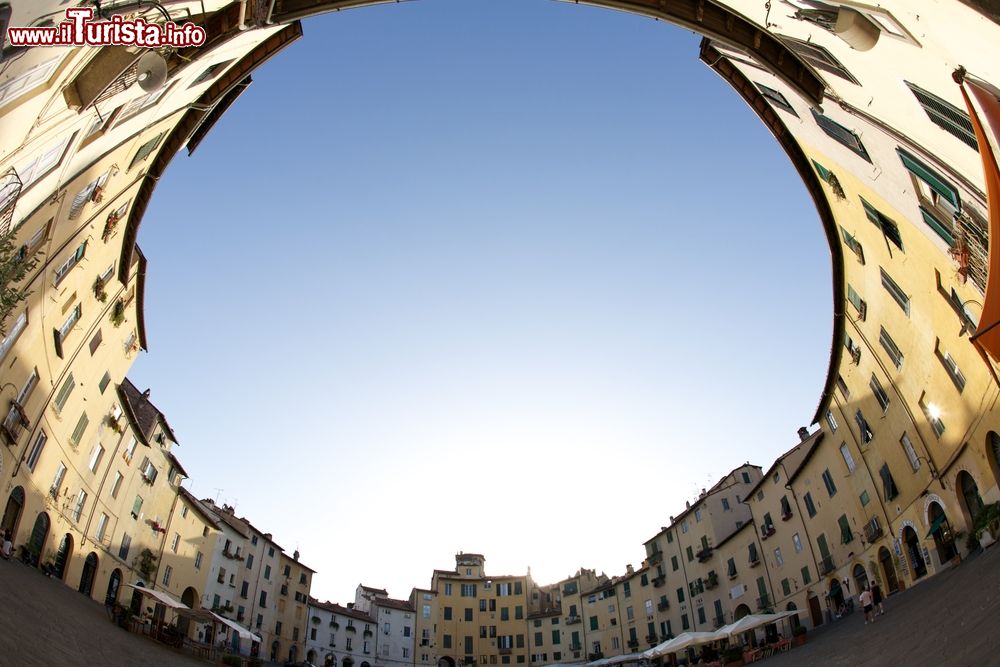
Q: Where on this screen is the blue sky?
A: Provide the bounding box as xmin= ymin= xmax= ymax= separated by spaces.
xmin=131 ymin=0 xmax=832 ymax=603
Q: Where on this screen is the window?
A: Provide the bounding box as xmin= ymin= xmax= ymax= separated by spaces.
xmin=905 ymin=82 xmax=978 ymax=151
xmin=840 ymin=443 xmax=856 ymax=473
xmin=589 ymin=616 xmax=598 ymax=631
xmin=0 ymin=56 xmax=61 ymax=106
xmin=792 ymin=533 xmax=803 ymax=554
xmin=727 ymin=557 xmax=737 ymax=577
xmin=862 ymin=200 xmax=904 ymax=251
xmin=879 ymin=327 xmax=904 ymax=370
xmin=755 ymin=82 xmax=797 ymax=115
xmin=811 ymin=108 xmax=871 ymax=162
xmin=72 ymin=489 xmax=87 ymax=522
xmin=838 ymin=515 xmax=853 ymax=544
xmin=822 ymin=469 xmax=837 ymax=497
xmin=116 ymin=84 xmax=172 ymax=126
xmin=803 ymin=492 xmax=816 ymax=518
xmin=722 ymin=498 xmax=730 ymax=511
xmin=131 ymin=495 xmax=143 ymax=519
xmin=461 ymin=584 xmax=477 ymax=597
xmin=466 ymin=608 xmax=474 ymax=622
xmin=128 ymin=132 xmax=164 ymax=170
xmin=781 ymin=578 xmax=791 ymax=596
xmin=855 ymin=410 xmax=874 ymax=444
xmin=922 ymin=399 xmax=947 ymax=438
xmin=694 ymin=509 xmax=703 ymax=522
xmin=0 ymin=310 xmax=27 ymax=362
xmin=900 ymin=433 xmax=921 ymax=472
xmin=169 ymin=532 xmax=180 ymax=553
xmin=782 ymin=37 xmax=858 ymax=84
xmin=860 ymin=490 xmax=870 ymax=506
xmin=801 ymin=566 xmax=812 ymax=585
xmin=840 ymin=227 xmax=865 ymax=263
xmin=195 ymin=551 xmax=203 ymax=570
xmin=55 ymin=304 xmax=83 ymax=357
xmin=748 ymin=543 xmax=759 ymax=564
xmin=844 ymin=333 xmax=861 ymax=364
xmin=98 ymin=371 xmax=112 ymax=394
xmin=190 ymin=60 xmax=234 ymax=86
xmin=870 ymin=375 xmax=890 ymax=412
xmin=444 ymin=607 xmax=452 ymax=621
xmin=826 ymin=410 xmax=838 ymax=433
xmin=54 ymin=242 xmax=87 ymax=285
xmin=676 ymin=587 xmax=685 ymax=604
xmin=836 ymin=375 xmax=850 ymax=399
xmin=774 ymin=548 xmax=784 ymax=567
xmin=686 ymin=546 xmax=694 ymax=562
xmin=936 ymin=341 xmax=967 ymax=392
xmin=25 ymin=431 xmax=47 ymax=471
xmin=847 ymin=284 xmax=867 ymax=320
xmin=88 ymin=444 xmax=105 ymax=472
xmin=260 ymin=591 xmax=267 ymax=608
xmin=880 ymin=268 xmax=910 ymax=315
xmin=69 ymin=412 xmax=89 ymax=447
xmin=95 ymin=513 xmax=109 ymax=542
xmin=162 ymin=564 xmax=173 ymax=586
xmin=880 ymin=464 xmax=900 ymax=501
xmin=118 ymin=533 xmax=132 ymax=560
xmin=897 ymin=148 xmax=961 ymax=212
xmin=54 ymin=373 xmax=76 ymax=413
xmin=741 ymin=471 xmax=751 ymax=484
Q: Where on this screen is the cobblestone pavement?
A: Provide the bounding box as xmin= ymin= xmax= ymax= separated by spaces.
xmin=2 ymin=545 xmax=1000 ymax=666
xmin=763 ymin=544 xmax=1000 ymax=667
xmin=0 ymin=558 xmax=204 ymax=667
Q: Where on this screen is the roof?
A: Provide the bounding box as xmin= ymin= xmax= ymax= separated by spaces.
xmin=117 ymin=377 xmax=178 ymax=446
xmin=646 ymin=463 xmax=763 ymax=541
xmin=359 ymin=585 xmax=388 ymax=595
xmin=715 ymin=520 xmax=754 ymax=550
xmin=134 ymin=244 xmax=148 ymax=352
xmin=204 ymin=503 xmax=251 ymax=539
xmin=375 ymin=597 xmax=413 ymax=612
xmin=784 ymin=432 xmax=827 ymax=487
xmin=744 ymin=430 xmax=824 ymax=500
xmin=165 ymin=451 xmax=188 ymax=478
xmin=177 ymin=488 xmax=221 ymax=529
xmin=308 ymin=599 xmax=375 ymax=622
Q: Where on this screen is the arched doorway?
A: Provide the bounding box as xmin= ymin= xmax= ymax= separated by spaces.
xmin=733 ymin=604 xmax=752 ymax=620
xmin=271 ymin=640 xmax=281 ymax=662
xmin=927 ymin=502 xmax=957 ymax=564
xmin=105 ymin=568 xmax=122 ymax=606
xmin=878 ymin=548 xmax=899 ymax=594
xmin=343 ymin=657 xmax=355 ymax=667
xmin=827 ymin=579 xmax=844 ymax=613
xmin=53 ymin=533 xmax=73 ymax=581
xmin=26 ymin=512 xmax=49 ymax=566
xmin=325 ymin=654 xmax=336 ymax=667
xmin=852 ymin=564 xmax=869 ymax=594
xmin=288 ymin=644 xmax=298 ymax=664
xmin=958 ymin=471 xmax=985 ymax=528
xmin=79 ymin=552 xmax=98 ymax=597
xmin=180 ymin=587 xmax=199 ymax=637
xmin=1 ymin=486 xmax=24 ymax=538
xmin=987 ymin=432 xmax=1000 ymax=488
xmin=903 ymin=527 xmax=927 ymax=579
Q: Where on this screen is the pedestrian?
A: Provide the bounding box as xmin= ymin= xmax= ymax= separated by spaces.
xmin=1 ymin=529 xmax=12 ymax=560
xmin=859 ymin=585 xmax=874 ymax=624
xmin=872 ymin=582 xmax=885 ymax=616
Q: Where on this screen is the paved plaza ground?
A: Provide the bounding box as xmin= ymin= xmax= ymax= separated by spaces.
xmin=2 ymin=546 xmax=1000 ymax=666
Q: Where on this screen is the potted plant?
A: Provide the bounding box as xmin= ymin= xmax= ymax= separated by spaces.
xmin=94 ymin=276 xmax=108 ymax=302
xmin=792 ymin=624 xmax=807 ymax=647
xmin=721 ymin=646 xmax=744 ymax=667
xmin=111 ymin=299 xmax=126 ymax=327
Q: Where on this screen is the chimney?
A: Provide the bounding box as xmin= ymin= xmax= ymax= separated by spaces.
xmin=294 ymin=549 xmax=300 ymax=561
xmin=685 ymin=501 xmax=690 ymax=509
xmin=626 ymin=564 xmax=634 ymax=575
xmin=798 ymin=427 xmax=810 ymax=442
xmin=142 ymin=388 xmax=151 ymax=399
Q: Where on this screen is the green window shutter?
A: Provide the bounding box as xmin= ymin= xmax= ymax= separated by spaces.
xmin=801 ymin=566 xmax=811 ymax=585
xmin=54 ymin=373 xmax=75 ymax=412
xmin=551 ymin=630 xmax=560 ymax=645
xmin=897 ymin=148 xmax=961 ymax=211
xmin=811 ymin=159 xmax=831 ymax=183
xmin=132 ymin=495 xmax=143 ymax=516
xmin=919 ymin=206 xmax=956 ymax=246
xmin=589 ymin=617 xmax=598 ymax=631
xmin=781 ymin=579 xmax=791 ymax=596
xmin=839 ymin=515 xmax=853 ymax=544
xmin=817 ymin=534 xmax=830 ymax=559
xmin=70 ymin=412 xmax=89 ymax=445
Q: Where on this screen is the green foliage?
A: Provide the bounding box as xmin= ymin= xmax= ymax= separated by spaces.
xmin=133 ymin=548 xmax=157 ymax=580
xmin=792 ymin=623 xmax=807 ymax=637
xmin=0 ymin=230 xmax=38 ymax=335
xmin=973 ymin=502 xmax=1000 ymax=540
xmin=721 ymin=646 xmax=744 ymax=663
xmin=111 ymin=299 xmax=125 ymax=327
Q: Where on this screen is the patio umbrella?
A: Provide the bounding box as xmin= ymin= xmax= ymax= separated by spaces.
xmin=646 ymin=631 xmax=722 ymax=658
xmin=718 ymin=611 xmax=800 ymax=639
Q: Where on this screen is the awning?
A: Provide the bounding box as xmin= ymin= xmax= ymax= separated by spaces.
xmin=212 ymin=612 xmax=262 ymax=643
xmin=716 ymin=611 xmax=800 ymax=639
xmin=959 ymin=72 xmax=1000 ymax=360
xmin=124 ymin=584 xmax=188 ymax=610
xmin=926 ymin=513 xmax=947 ymax=539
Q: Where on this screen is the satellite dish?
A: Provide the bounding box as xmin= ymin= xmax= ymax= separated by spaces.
xmin=136 ymin=52 xmax=168 ymax=92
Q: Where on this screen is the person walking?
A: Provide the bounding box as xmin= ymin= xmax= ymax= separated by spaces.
xmin=859 ymin=586 xmax=874 ymax=624
xmin=872 ymin=582 xmax=885 ymax=616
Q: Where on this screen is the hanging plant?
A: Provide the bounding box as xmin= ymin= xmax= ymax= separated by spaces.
xmin=111 ymin=299 xmax=125 ymax=327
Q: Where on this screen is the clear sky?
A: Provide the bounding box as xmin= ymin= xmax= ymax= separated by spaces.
xmin=131 ymin=0 xmax=832 ymax=604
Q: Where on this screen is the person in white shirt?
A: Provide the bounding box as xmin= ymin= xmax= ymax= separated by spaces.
xmin=859 ymin=586 xmax=874 ymax=624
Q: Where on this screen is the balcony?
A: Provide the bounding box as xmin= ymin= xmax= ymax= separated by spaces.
xmin=705 ymin=573 xmax=719 ymax=590
xmin=657 ymin=601 xmax=669 ymax=612
xmin=749 ymin=555 xmax=761 ymax=568
xmin=648 ymin=551 xmax=663 ymax=565
xmin=645 ymin=635 xmax=658 ymax=644
xmin=346 ymin=625 xmax=357 ymax=633
xmin=819 ymin=556 xmax=836 ymax=576
xmin=499 ymin=648 xmax=512 ymax=656
xmin=756 ymin=595 xmax=771 ymax=611
xmin=781 ymin=511 xmax=793 ymax=521
xmin=588 ymin=653 xmax=603 ymax=662
xmin=627 ymin=640 xmax=639 ymax=649
xmin=568 ymin=644 xmax=582 ymax=652
xmin=713 ymin=615 xmax=725 ymax=629
xmin=760 ymin=526 xmax=776 ymax=541
xmin=696 ymin=547 xmax=713 ymax=563
xmin=864 ymin=518 xmax=884 ymax=543
xmin=223 ymin=548 xmax=244 ymax=561
xmin=2 ymin=401 xmax=29 ymax=443
xmin=364 ymin=629 xmax=373 ymax=638
xmin=652 ymin=575 xmax=666 ymax=587
xmin=566 ymin=615 xmax=581 ymax=625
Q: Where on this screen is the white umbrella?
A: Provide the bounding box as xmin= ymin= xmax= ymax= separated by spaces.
xmin=719 ymin=611 xmax=800 ymax=638
xmin=646 ymin=631 xmax=722 ymax=658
